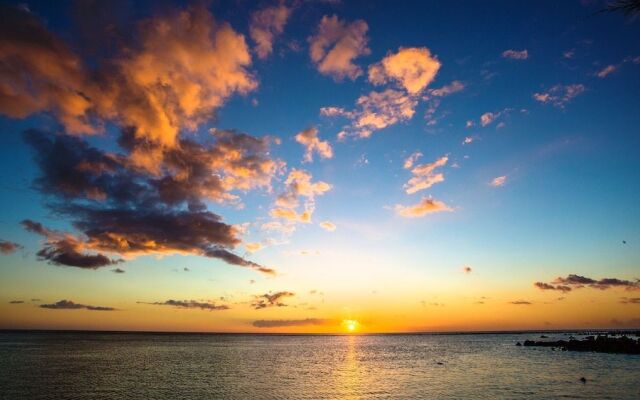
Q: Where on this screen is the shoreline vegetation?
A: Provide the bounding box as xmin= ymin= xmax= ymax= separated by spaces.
xmin=518 ymin=334 xmax=640 ymax=355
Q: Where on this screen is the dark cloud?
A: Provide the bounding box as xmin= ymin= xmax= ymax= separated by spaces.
xmin=620 ymin=297 xmax=640 ymax=304
xmin=535 ymin=274 xmax=639 ymax=293
xmin=252 ymin=318 xmax=331 ymax=328
xmin=534 ymin=282 xmax=572 ymax=293
xmin=21 ymin=219 xmax=123 ymax=269
xmin=40 ymin=299 xmax=115 ymax=311
xmin=251 ymin=291 xmax=295 ymax=309
xmin=9 ymin=300 xmax=24 ymax=304
xmin=509 ymin=300 xmax=532 ymax=305
xmin=0 ymin=240 xmax=22 ymax=254
xmin=112 ymin=268 xmax=126 ymax=273
xmin=22 ymin=129 xmax=276 ymax=274
xmin=140 ymin=300 xmax=230 ymax=311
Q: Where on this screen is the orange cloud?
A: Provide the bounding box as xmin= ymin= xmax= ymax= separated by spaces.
xmin=404 ymin=155 xmax=448 ymax=194
xmin=295 ymin=127 xmax=333 ymax=162
xmin=0 ymin=5 xmax=94 ymax=134
xmin=490 ymin=176 xmax=507 ymax=187
xmin=368 ymin=47 xmax=441 ymax=94
xmin=271 ymin=169 xmax=331 ymax=225
xmin=533 ymin=84 xmax=585 ymax=108
xmin=308 ymin=15 xmax=370 ymax=80
xmin=250 ymin=4 xmax=291 ymax=59
xmin=395 ymin=197 xmax=452 ymax=218
xmin=319 ymin=221 xmax=337 ymax=232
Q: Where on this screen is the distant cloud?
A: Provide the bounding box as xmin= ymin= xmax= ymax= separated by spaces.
xmin=404 ymin=155 xmax=448 ymax=194
xmin=463 ymin=266 xmax=472 ymax=273
xmin=0 ymin=239 xmax=22 ymax=254
xmin=502 ymin=49 xmax=529 ymax=60
xmin=250 ymin=4 xmax=291 ymax=59
xmin=111 ymin=268 xmax=126 ymax=274
xmin=462 ymin=136 xmax=474 ymax=145
xmin=509 ymin=300 xmax=532 ymax=305
xmin=40 ymin=299 xmax=115 ymax=311
xmin=479 ymin=108 xmax=512 ymax=127
xmin=252 ymin=291 xmax=295 ymax=309
xmin=271 ymin=169 xmax=331 ymax=224
xmin=308 ymin=15 xmax=369 ymax=80
xmin=245 ymin=242 xmax=264 ymax=253
xmin=395 ymin=197 xmax=452 ymax=218
xmin=620 ymin=297 xmax=640 ymax=304
xmin=427 ymin=80 xmax=465 ymax=97
xmin=141 ymin=299 xmax=229 ymax=311
xmin=403 ymin=152 xmax=423 ymax=169
xmin=535 ymin=274 xmax=640 ymax=292
xmin=252 ymin=318 xmax=331 ymax=328
xmin=596 ymin=64 xmax=618 ymax=78
xmin=9 ymin=300 xmax=24 ymax=304
xmin=533 ymin=84 xmax=585 ymax=108
xmin=320 ymin=221 xmax=337 ymax=232
xmin=534 ymin=282 xmax=572 ymax=293
xmin=295 ymin=127 xmax=333 ymax=162
xmin=369 ymin=47 xmax=441 ymax=94
xmin=490 ymin=176 xmax=507 ymax=187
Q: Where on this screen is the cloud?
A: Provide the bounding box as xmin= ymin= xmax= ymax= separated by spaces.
xmin=308 ymin=15 xmax=370 ymax=80
xmin=252 ymin=318 xmax=331 ymax=328
xmin=368 ymin=47 xmax=441 ymax=94
xmin=534 ymin=282 xmax=572 ymax=293
xmin=9 ymin=300 xmax=24 ymax=304
xmin=427 ymin=80 xmax=465 ymax=97
xmin=490 ymin=176 xmax=507 ymax=187
xmin=0 ymin=4 xmax=94 ymax=134
xmin=403 ymin=152 xmax=423 ymax=169
xmin=596 ymin=64 xmax=618 ymax=78
xmin=404 ymin=155 xmax=448 ymax=194
xmin=509 ymin=300 xmax=532 ymax=305
xmin=141 ymin=299 xmax=230 ymax=311
xmin=252 ymin=291 xmax=295 ymax=309
xmin=0 ymin=239 xmax=22 ymax=254
xmin=351 ymin=89 xmax=417 ymax=138
xmin=320 ymin=221 xmax=336 ymax=232
xmin=271 ymin=169 xmax=331 ymax=224
xmin=535 ymin=274 xmax=640 ymax=292
xmin=245 ymin=242 xmax=264 ymax=253
xmin=533 ymin=84 xmax=585 ymax=108
xmin=22 ymin=129 xmax=277 ymax=274
xmin=502 ymin=49 xmax=529 ymax=60
xmin=250 ymin=4 xmax=291 ymax=59
xmin=40 ymin=299 xmax=115 ymax=311
xmin=1 ymin=4 xmax=258 ymax=155
xmin=620 ymin=297 xmax=640 ymax=304
xmin=295 ymin=127 xmax=333 ymax=162
xmin=462 ymin=136 xmax=474 ymax=145
xmin=112 ymin=268 xmax=126 ymax=273
xmin=463 ymin=266 xmax=472 ymax=273
xmin=395 ymin=197 xmax=453 ymax=218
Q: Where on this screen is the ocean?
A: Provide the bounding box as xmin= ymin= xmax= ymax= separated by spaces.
xmin=1 ymin=331 xmax=639 ymax=399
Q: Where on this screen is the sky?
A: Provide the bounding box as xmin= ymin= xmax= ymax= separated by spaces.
xmin=0 ymin=0 xmax=639 ymax=333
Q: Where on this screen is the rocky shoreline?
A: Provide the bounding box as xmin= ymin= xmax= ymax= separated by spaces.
xmin=517 ymin=335 xmax=640 ymax=355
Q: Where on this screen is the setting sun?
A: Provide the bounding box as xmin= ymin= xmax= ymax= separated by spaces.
xmin=343 ymin=320 xmax=359 ymax=333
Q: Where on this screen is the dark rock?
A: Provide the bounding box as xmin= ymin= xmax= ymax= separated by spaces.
xmin=516 ymin=342 xmax=522 ymax=346
xmin=522 ymin=335 xmax=640 ymax=355
xmin=580 ymin=377 xmax=587 ymax=383
xmin=540 ymin=335 xmax=549 ymax=338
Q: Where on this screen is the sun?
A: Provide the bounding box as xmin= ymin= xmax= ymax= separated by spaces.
xmin=343 ymin=319 xmax=359 ymax=333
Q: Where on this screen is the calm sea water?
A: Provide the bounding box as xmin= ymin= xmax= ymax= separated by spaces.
xmin=1 ymin=332 xmax=639 ymax=399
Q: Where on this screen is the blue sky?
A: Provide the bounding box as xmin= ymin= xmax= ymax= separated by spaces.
xmin=0 ymin=0 xmax=639 ymax=332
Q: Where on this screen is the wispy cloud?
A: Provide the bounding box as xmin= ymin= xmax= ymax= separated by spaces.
xmin=404 ymin=155 xmax=448 ymax=194
xmin=395 ymin=197 xmax=453 ymax=218
xmin=533 ymin=84 xmax=585 ymax=108
xmin=253 ymin=318 xmax=332 ymax=328
xmin=140 ymin=300 xmax=230 ymax=311
xmin=502 ymin=49 xmax=529 ymax=60
xmin=535 ymin=274 xmax=640 ymax=292
xmin=252 ymin=291 xmax=295 ymax=309
xmin=40 ymin=300 xmax=116 ymax=311
xmin=490 ymin=176 xmax=507 ymax=187
xmin=0 ymin=239 xmax=22 ymax=254
xmin=295 ymin=127 xmax=333 ymax=162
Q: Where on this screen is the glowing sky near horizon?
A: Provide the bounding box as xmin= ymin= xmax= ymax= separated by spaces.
xmin=0 ymin=0 xmax=639 ymax=333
